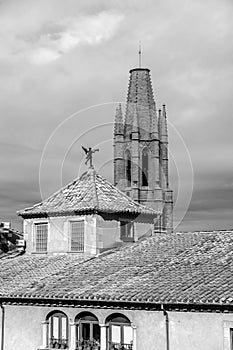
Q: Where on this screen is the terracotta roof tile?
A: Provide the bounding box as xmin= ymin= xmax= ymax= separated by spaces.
xmin=18 ymin=168 xmax=156 ymax=218
xmin=1 ymin=230 xmax=233 ymax=306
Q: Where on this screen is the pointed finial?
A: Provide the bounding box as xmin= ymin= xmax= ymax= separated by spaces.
xmin=162 ymin=104 xmax=167 ymax=117
xmin=139 ymin=41 xmax=142 ymax=68
xmin=159 ymin=106 xmax=168 ymax=139
xmin=114 ymin=103 xmax=124 ymax=135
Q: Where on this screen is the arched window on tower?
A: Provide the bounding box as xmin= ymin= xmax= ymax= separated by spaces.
xmin=125 ymin=150 xmax=131 ymax=186
xmin=142 ymin=148 xmax=149 ymax=187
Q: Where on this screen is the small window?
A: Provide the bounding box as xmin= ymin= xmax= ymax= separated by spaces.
xmin=106 ymin=313 xmax=133 ymax=350
xmin=47 ymin=312 xmax=68 ymax=349
xmin=35 ymin=223 xmax=48 ymax=252
xmin=70 ymin=221 xmax=84 ymax=252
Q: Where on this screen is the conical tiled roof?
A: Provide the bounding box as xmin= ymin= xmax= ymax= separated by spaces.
xmin=18 ymin=168 xmax=157 ymax=218
xmin=124 ymin=68 xmax=157 ymax=140
xmin=127 ymin=68 xmax=155 ymax=108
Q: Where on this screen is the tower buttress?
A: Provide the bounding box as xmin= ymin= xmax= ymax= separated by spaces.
xmin=150 ymin=109 xmax=160 ymax=188
xmin=159 ymin=105 xmax=169 ymax=188
xmin=158 ymin=105 xmax=173 ymax=233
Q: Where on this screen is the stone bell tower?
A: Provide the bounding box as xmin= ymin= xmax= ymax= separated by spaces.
xmin=113 ymin=67 xmax=173 ymax=233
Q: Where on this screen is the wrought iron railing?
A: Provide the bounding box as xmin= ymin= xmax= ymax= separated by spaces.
xmin=75 ymin=339 xmax=100 ymax=350
xmin=108 ymin=342 xmax=133 ymax=350
xmin=49 ymin=337 xmax=69 ymax=349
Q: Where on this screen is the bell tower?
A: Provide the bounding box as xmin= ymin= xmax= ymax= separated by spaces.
xmin=113 ymin=67 xmax=173 ymax=233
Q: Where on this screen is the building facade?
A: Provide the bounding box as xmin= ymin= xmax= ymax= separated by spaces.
xmin=1 ymin=230 xmax=233 ymax=350
xmin=113 ymin=68 xmax=173 ymax=233
xmin=18 ymin=167 xmax=156 ymax=255
xmin=1 ymin=65 xmax=232 ymax=350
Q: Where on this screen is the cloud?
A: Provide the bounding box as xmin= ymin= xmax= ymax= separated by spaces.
xmin=0 ymin=0 xmax=232 ymax=231
xmin=0 ymin=11 xmax=124 ymax=65
xmin=30 ymin=48 xmax=61 ymax=65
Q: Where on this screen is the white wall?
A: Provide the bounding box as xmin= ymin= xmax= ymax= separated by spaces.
xmin=23 ymin=215 xmax=96 ymax=255
xmin=2 ymin=304 xmax=233 ymax=350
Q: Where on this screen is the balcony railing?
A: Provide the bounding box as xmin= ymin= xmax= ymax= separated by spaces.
xmin=38 ymin=339 xmax=133 ymax=350
xmin=76 ymin=339 xmax=100 ymax=350
xmin=49 ymin=337 xmax=69 ymax=349
xmin=108 ymin=342 xmax=133 ymax=350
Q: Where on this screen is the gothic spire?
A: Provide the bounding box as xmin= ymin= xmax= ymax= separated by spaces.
xmin=125 ymin=68 xmax=156 ymax=140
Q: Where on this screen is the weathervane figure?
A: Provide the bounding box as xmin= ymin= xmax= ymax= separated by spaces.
xmin=82 ymin=146 xmax=99 ymax=168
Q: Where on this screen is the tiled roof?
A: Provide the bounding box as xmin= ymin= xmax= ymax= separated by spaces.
xmin=18 ymin=168 xmax=156 ymax=218
xmin=0 ymin=253 xmax=90 ymax=296
xmin=1 ymin=230 xmax=233 ymax=306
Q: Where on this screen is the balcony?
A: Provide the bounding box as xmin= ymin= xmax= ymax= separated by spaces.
xmin=108 ymin=342 xmax=133 ymax=350
xmin=76 ymin=339 xmax=100 ymax=350
xmin=47 ymin=338 xmax=69 ymax=349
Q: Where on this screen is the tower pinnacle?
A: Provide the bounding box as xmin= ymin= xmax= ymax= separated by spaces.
xmin=114 ymin=103 xmax=124 ymax=135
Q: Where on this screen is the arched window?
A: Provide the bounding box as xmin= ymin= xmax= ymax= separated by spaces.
xmin=106 ymin=313 xmax=133 ymax=350
xmin=75 ymin=312 xmax=100 ymax=349
xmin=47 ymin=311 xmax=68 ymax=349
xmin=142 ymin=148 xmax=149 ymax=187
xmin=125 ymin=150 xmax=131 ymax=185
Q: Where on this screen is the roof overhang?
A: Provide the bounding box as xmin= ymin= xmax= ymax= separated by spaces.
xmin=0 ymin=295 xmax=232 ymax=314
xmin=19 ymin=210 xmax=157 ymax=222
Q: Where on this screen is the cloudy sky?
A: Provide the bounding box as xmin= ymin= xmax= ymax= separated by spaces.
xmin=0 ymin=0 xmax=232 ymax=232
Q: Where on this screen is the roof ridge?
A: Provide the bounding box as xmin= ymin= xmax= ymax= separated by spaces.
xmin=176 ymin=230 xmax=233 ymax=234
xmin=19 ymin=170 xmax=157 ymax=217
xmin=95 ymin=172 xmax=156 ymax=214
xmin=89 ymin=169 xmax=99 ymax=209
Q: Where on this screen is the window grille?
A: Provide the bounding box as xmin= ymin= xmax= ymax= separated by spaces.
xmin=71 ymin=221 xmax=84 ymax=252
xmin=35 ymin=223 xmax=48 ymax=252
